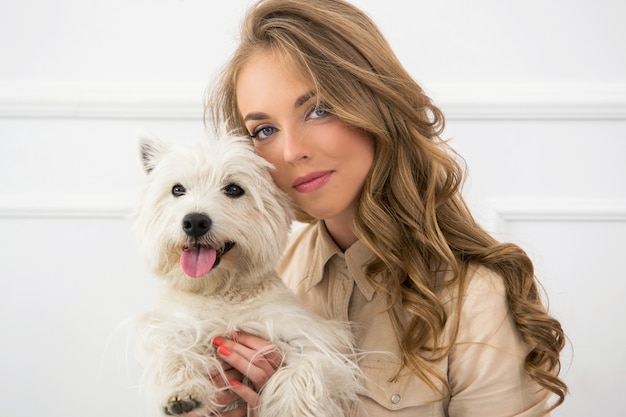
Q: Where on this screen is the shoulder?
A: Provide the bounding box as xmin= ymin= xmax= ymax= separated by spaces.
xmin=438 ymin=264 xmax=522 ymax=353
xmin=442 ymin=265 xmax=514 ymax=344
xmin=454 ymin=266 xmax=513 ymax=345
xmin=463 ymin=264 xmax=507 ymax=304
xmin=439 ymin=264 xmax=507 ymax=309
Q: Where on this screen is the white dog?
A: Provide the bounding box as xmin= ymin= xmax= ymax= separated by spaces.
xmin=133 ymin=132 xmax=361 ymax=417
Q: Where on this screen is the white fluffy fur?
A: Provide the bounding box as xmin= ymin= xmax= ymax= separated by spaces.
xmin=133 ymin=132 xmax=362 ymax=417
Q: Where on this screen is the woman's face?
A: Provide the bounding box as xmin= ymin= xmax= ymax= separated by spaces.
xmin=236 ymin=52 xmax=374 ymax=224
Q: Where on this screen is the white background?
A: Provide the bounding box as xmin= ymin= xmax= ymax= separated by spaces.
xmin=1 ymin=1 xmax=625 ymax=416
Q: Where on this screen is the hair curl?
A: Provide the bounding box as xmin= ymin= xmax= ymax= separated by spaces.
xmin=206 ymin=0 xmax=567 ymax=411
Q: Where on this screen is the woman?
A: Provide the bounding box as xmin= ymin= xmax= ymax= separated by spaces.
xmin=203 ymin=0 xmax=568 ymax=415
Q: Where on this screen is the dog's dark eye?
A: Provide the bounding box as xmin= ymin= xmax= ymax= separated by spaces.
xmin=172 ymin=184 xmax=186 ymax=197
xmin=223 ymin=183 xmax=244 ymax=198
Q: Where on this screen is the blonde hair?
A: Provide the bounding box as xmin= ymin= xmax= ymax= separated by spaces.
xmin=207 ymin=0 xmax=567 ymax=411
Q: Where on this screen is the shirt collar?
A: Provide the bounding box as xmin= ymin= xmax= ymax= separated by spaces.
xmin=305 ymin=221 xmax=376 ymax=301
xmin=304 ymin=221 xmax=341 ymax=290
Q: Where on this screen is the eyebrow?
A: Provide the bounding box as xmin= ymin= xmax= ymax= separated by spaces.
xmin=294 ymin=90 xmax=316 ymax=109
xmin=243 ymin=112 xmax=269 ymax=122
xmin=242 ymin=90 xmax=317 ymax=123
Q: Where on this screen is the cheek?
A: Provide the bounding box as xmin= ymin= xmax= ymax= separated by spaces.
xmin=338 ymin=131 xmax=375 ymax=170
xmin=254 ymin=145 xmax=290 ymax=189
xmin=253 ymin=142 xmax=276 ymax=165
xmin=269 ymin=169 xmax=291 ymax=194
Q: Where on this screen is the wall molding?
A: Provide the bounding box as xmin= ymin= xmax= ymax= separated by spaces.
xmin=0 ymin=81 xmax=206 ymax=120
xmin=428 ymin=82 xmax=626 ymax=121
xmin=0 ymin=196 xmax=133 ymax=219
xmin=3 ymin=196 xmax=626 ymax=226
xmin=1 ymin=81 xmax=626 ymax=121
xmin=486 ymin=199 xmax=626 ymax=234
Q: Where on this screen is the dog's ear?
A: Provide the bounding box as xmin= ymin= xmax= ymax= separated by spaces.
xmin=136 ymin=131 xmax=166 ymax=174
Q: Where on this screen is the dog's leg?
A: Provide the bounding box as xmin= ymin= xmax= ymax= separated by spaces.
xmin=142 ymin=342 xmax=221 ymax=416
xmin=257 ymin=348 xmax=361 ymax=417
xmin=159 ymin=341 xmax=227 ymax=416
xmin=138 ymin=316 xmax=225 ymax=416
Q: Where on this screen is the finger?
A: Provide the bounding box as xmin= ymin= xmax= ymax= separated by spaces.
xmin=213 ymin=338 xmax=277 ymax=389
xmin=189 ymin=402 xmax=247 ymax=417
xmin=232 ymin=333 xmax=284 ymax=369
xmin=220 ymin=333 xmax=283 ymax=373
xmin=229 ymin=380 xmax=260 ymax=410
xmin=211 ymin=391 xmax=241 ymax=413
xmin=209 ymin=367 xmax=244 ymax=388
xmin=215 ymin=343 xmax=272 ymax=389
xmin=213 ymin=376 xmax=242 ymax=405
xmin=209 ymin=402 xmax=248 ymax=417
xmin=206 ymin=365 xmax=245 ymax=411
xmin=214 ymin=357 xmax=234 ymax=371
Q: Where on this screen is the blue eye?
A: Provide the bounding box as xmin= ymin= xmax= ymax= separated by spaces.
xmin=308 ymin=104 xmax=331 ymax=120
xmin=250 ymin=126 xmax=276 ymax=141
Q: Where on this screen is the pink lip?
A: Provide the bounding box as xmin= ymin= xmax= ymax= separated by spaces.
xmin=292 ymin=171 xmax=333 ymax=193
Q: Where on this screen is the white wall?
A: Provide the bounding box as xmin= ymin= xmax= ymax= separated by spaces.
xmin=1 ymin=1 xmax=624 ymax=416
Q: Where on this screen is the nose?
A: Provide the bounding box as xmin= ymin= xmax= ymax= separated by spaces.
xmin=282 ymin=125 xmax=310 ymax=163
xmin=182 ymin=213 xmax=212 ymax=238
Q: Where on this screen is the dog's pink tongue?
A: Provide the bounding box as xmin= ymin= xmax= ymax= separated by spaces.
xmin=181 ymin=246 xmax=217 ymax=278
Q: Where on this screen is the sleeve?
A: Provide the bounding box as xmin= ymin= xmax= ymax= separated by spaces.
xmin=447 ymin=267 xmax=552 ymax=417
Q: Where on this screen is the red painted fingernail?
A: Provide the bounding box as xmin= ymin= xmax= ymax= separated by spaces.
xmin=217 ymin=345 xmax=231 ymax=356
xmin=212 ymin=337 xmax=225 ymax=347
xmin=229 ymin=380 xmax=241 ymax=387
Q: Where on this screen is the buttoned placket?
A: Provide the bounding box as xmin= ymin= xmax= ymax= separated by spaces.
xmin=330 ymin=255 xmax=354 ymax=322
xmin=332 ymin=253 xmax=406 ymax=414
xmin=329 ymin=256 xmax=360 ymax=417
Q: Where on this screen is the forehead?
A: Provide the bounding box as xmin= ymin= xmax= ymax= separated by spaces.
xmin=236 ymin=51 xmax=314 ymax=110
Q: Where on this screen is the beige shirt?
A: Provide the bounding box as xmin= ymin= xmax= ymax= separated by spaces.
xmin=277 ymin=221 xmax=551 ymax=417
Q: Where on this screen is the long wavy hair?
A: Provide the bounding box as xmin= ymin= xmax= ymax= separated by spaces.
xmin=206 ymin=0 xmax=567 ymax=411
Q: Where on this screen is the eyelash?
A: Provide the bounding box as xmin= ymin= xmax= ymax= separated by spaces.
xmin=248 ymin=102 xmax=332 ymax=141
xmin=308 ymin=104 xmax=330 ymax=119
xmin=249 ymin=126 xmax=275 ymax=141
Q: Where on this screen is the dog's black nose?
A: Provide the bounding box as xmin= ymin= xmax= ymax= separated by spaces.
xmin=182 ymin=213 xmax=212 ymax=238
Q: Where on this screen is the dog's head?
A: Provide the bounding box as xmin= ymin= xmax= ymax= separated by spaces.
xmin=134 ymin=132 xmax=293 ymax=294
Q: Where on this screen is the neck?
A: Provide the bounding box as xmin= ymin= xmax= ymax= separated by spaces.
xmin=324 ymin=215 xmax=358 ymax=252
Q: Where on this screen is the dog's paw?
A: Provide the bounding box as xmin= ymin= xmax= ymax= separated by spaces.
xmin=163 ymin=396 xmax=202 ymax=415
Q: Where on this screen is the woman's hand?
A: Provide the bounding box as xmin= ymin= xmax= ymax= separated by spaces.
xmin=212 ymin=333 xmax=283 ymax=414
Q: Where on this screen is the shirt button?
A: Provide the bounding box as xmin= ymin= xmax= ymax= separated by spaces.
xmin=391 ymin=394 xmax=401 ymax=404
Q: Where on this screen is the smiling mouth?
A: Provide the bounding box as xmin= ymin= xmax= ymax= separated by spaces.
xmin=180 ymin=241 xmax=235 ymax=278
